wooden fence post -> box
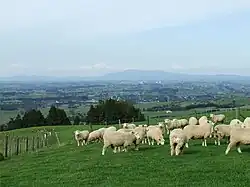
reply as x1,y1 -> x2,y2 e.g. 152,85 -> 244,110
4,135 -> 8,157
236,108 -> 239,119
19,137 -> 22,154
89,123 -> 93,132
32,136 -> 35,151
26,137 -> 29,152
40,136 -> 44,148
37,136 -> 40,149
16,137 -> 19,155
54,132 -> 61,146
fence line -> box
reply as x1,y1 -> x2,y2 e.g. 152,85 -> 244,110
1,130 -> 60,159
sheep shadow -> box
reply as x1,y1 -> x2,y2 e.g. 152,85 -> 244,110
240,147 -> 250,153
183,149 -> 200,155
136,146 -> 159,152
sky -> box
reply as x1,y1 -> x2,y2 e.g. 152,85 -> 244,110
1,0 -> 250,77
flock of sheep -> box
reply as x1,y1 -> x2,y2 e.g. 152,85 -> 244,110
73,113 -> 250,156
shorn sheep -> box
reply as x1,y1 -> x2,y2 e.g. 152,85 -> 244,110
74,130 -> 90,146
101,130 -> 141,155
198,116 -> 208,125
122,123 -> 136,129
225,127 -> 250,155
183,120 -> 214,148
210,114 -> 225,123
169,128 -> 187,156
189,117 -> 198,125
213,124 -> 231,146
146,126 -> 165,146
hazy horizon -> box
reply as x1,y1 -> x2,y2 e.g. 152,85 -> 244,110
1,1 -> 250,77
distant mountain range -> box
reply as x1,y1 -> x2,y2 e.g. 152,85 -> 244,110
0,70 -> 250,82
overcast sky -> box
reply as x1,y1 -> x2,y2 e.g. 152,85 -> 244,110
1,0 -> 250,77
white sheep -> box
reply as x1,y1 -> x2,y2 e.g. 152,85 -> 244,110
158,122 -> 166,135
183,120 -> 214,148
101,130 -> 141,155
96,127 -> 107,139
87,129 -> 103,143
74,130 -> 90,146
225,127 -> 250,155
178,119 -> 188,128
105,126 -> 117,132
169,128 -> 187,156
198,116 -> 208,124
146,126 -> 165,146
117,126 -> 147,151
213,124 -> 231,146
122,123 -> 136,129
210,114 -> 225,123
229,119 -> 243,128
189,117 -> 198,125
243,117 -> 250,128
164,119 -> 172,134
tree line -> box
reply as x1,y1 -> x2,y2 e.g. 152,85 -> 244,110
145,101 -> 240,112
0,99 -> 145,131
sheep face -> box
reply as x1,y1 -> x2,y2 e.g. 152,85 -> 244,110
158,122 -> 164,127
157,138 -> 165,145
131,131 -> 141,140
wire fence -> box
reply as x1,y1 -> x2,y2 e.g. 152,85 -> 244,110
0,129 -> 60,159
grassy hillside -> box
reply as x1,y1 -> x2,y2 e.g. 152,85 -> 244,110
1,109 -> 250,186
1,125 -> 250,186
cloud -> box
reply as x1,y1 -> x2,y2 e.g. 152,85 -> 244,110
46,63 -> 120,76
79,63 -> 114,70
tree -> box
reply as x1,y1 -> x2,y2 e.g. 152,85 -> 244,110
86,98 -> 145,125
46,105 -> 71,126
73,115 -> 81,125
22,109 -> 45,128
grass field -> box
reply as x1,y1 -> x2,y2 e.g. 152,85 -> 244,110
2,124 -> 250,186
1,108 -> 250,186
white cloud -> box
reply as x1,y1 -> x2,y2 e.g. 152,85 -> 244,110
79,63 -> 114,70
46,63 -> 120,76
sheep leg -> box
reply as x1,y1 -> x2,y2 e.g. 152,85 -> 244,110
117,147 -> 121,152
225,142 -> 235,155
204,139 -> 207,147
236,143 -> 242,154
214,139 -> 217,145
101,145 -> 108,155
81,140 -> 84,146
113,147 -> 117,153
218,139 -> 221,146
123,146 -> 128,152
185,142 -> 189,148
175,144 -> 182,156
77,140 -> 80,146
147,137 -> 151,145
170,144 -> 175,156
134,143 -> 139,151
151,140 -> 154,145
202,141 -> 204,146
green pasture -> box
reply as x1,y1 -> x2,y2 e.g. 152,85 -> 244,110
1,124 -> 250,186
